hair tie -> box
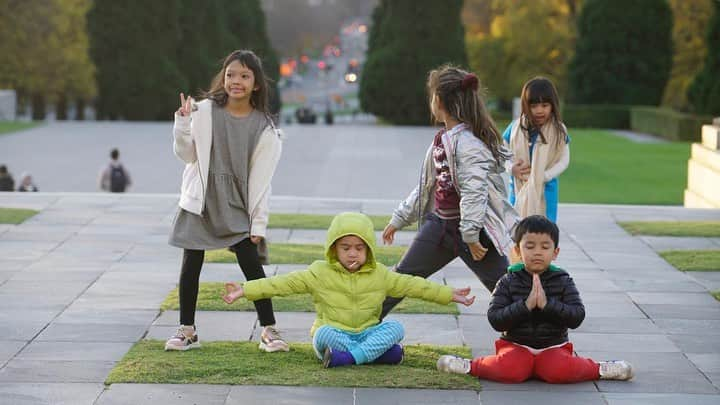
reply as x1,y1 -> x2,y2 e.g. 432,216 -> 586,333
461,73 -> 479,91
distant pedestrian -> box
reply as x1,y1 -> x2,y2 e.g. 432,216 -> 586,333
503,77 -> 570,223
98,148 -> 131,192
166,49 -> 286,353
0,165 -> 15,192
17,172 -> 38,192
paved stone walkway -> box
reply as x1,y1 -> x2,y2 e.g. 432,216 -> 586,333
0,193 -> 719,404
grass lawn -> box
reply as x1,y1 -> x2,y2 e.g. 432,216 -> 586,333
659,250 -> 720,271
106,340 -> 478,389
0,207 -> 38,224
0,121 -> 39,135
618,221 -> 720,237
561,130 -> 690,205
207,243 -> 407,266
269,213 -> 416,231
160,282 -> 459,315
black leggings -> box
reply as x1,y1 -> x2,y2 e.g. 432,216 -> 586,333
380,213 -> 508,319
179,238 -> 276,326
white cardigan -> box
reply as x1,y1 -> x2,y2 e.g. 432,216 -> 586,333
172,99 -> 282,237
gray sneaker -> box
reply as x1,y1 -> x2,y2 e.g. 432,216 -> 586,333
259,325 -> 289,352
599,360 -> 634,380
437,355 -> 471,375
164,325 -> 200,351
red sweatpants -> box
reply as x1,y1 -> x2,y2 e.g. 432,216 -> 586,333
470,339 -> 600,384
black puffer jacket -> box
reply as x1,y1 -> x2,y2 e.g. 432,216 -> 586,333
488,264 -> 584,349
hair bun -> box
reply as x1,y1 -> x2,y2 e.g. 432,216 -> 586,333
461,73 -> 479,91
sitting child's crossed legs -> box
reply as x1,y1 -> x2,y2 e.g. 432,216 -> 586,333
312,320 -> 404,364
470,339 -> 600,383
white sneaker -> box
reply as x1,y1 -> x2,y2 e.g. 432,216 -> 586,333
259,325 -> 289,352
437,355 -> 471,375
164,325 -> 200,351
599,360 -> 634,380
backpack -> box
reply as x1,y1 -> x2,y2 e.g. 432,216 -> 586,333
109,165 -> 127,192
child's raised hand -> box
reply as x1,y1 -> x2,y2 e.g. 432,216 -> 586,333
222,282 -> 245,304
452,286 -> 475,306
177,92 -> 193,117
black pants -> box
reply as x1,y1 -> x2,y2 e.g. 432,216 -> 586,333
179,238 -> 276,326
380,213 -> 508,319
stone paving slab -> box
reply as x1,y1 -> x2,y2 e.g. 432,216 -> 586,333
687,272 -> 720,291
569,333 -> 679,353
15,341 -> 134,362
96,383 -> 231,405
35,323 -> 148,343
0,382 -> 104,405
686,353 -> 720,374
228,386 -> 355,405
479,390 -> 606,405
0,341 -> 25,366
640,236 -> 720,251
667,334 -> 720,353
0,359 -> 116,383
602,393 -> 720,405
355,388 -> 480,404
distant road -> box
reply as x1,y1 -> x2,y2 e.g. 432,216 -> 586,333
0,121 -> 434,200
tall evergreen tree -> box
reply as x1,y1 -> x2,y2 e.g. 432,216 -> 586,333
221,0 -> 281,114
87,0 -> 187,120
360,0 -> 467,125
568,0 -> 673,105
688,1 -> 720,115
177,0 -> 234,97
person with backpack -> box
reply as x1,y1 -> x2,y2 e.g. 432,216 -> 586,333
99,148 -> 131,192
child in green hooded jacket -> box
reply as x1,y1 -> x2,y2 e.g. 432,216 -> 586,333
223,212 -> 475,368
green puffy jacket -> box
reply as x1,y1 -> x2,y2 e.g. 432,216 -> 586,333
243,212 -> 453,335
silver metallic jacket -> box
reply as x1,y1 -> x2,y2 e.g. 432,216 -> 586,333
390,124 -> 520,256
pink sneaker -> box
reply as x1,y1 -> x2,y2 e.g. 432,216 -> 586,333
164,325 -> 200,351
259,325 -> 289,352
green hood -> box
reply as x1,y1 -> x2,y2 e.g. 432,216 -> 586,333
507,263 -> 561,273
325,212 -> 377,270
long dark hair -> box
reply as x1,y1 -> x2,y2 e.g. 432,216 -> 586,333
427,65 -> 502,160
519,76 -> 566,148
202,50 -> 270,112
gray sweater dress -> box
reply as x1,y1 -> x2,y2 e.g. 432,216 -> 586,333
169,104 -> 268,250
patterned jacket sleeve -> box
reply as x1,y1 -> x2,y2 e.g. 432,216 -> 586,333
455,133 -> 492,243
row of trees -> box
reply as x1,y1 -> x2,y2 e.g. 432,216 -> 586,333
361,0 -> 718,125
0,0 -> 96,120
0,0 -> 279,121
360,0 -> 467,125
465,0 -> 718,114
88,0 -> 279,120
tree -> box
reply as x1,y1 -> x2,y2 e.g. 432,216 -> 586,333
222,0 -> 282,114
688,1 -> 720,115
87,0 -> 187,120
568,0 -> 673,105
662,0 -> 713,111
0,0 -> 96,120
465,0 -> 581,106
360,0 -> 467,125
53,0 -> 96,120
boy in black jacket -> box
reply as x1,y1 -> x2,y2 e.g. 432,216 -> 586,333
437,215 -> 633,383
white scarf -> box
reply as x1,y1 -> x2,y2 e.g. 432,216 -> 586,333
510,117 -> 564,218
